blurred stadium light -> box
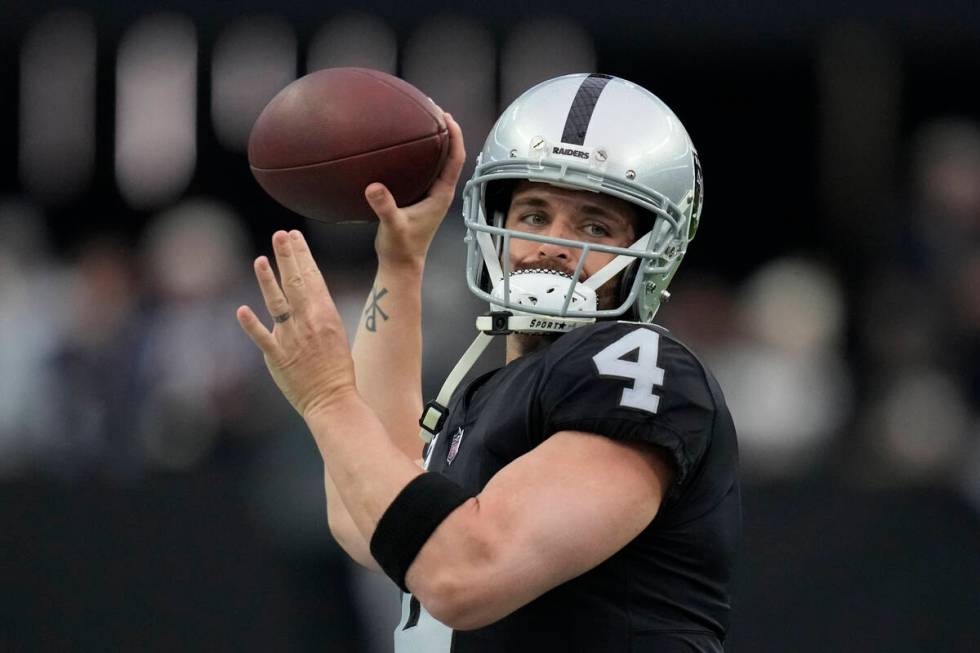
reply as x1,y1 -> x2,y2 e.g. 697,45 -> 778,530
211,15 -> 297,153
19,10 -> 96,205
307,12 -> 397,74
403,15 -> 495,183
500,15 -> 596,107
115,13 -> 197,210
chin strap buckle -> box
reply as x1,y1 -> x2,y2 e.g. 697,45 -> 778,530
478,311 -> 514,335
419,400 -> 448,439
417,331 -> 496,444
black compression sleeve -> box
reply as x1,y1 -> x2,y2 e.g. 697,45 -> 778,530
369,473 -> 473,593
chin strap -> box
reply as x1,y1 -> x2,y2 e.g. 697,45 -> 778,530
419,230 -> 656,444
475,312 -> 593,334
417,311 -> 596,444
581,231 -> 652,291
418,331 -> 494,443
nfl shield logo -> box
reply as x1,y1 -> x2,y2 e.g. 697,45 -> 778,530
446,427 -> 465,466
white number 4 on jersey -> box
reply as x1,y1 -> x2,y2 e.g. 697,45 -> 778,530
591,328 -> 665,414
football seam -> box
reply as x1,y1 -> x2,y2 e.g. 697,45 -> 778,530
355,68 -> 443,132
250,130 -> 448,172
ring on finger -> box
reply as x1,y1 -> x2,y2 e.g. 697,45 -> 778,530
273,311 -> 291,324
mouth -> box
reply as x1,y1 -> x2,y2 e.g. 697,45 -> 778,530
510,267 -> 575,280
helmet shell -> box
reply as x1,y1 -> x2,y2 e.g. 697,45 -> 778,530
463,73 -> 703,325
484,74 -> 698,221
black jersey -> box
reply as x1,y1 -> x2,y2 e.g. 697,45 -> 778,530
396,321 -> 741,652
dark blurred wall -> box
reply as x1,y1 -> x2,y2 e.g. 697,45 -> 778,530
5,481 -> 978,651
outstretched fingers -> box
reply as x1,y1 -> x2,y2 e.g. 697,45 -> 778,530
288,229 -> 327,290
236,304 -> 277,354
254,254 -> 291,320
272,230 -> 309,311
285,229 -> 343,323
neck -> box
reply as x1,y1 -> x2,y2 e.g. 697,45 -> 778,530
505,332 -> 559,363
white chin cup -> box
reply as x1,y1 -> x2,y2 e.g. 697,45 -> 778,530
489,269 -> 598,315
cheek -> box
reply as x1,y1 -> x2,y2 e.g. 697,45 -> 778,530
583,251 -> 617,277
506,238 -> 536,262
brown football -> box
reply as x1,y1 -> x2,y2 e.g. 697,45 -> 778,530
248,67 -> 449,223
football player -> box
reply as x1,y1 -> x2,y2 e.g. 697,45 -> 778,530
237,73 -> 740,652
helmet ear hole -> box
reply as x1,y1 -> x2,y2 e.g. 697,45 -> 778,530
484,180 -> 517,225
476,180 -> 518,294
477,270 -> 492,293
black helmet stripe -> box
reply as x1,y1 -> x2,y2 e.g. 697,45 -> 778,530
560,73 -> 613,146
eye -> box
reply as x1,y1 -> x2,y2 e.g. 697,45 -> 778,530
521,213 -> 548,227
583,222 -> 611,238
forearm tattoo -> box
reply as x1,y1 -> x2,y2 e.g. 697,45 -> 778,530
364,286 -> 390,332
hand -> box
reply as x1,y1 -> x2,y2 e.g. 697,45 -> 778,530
365,112 -> 467,269
236,230 -> 356,417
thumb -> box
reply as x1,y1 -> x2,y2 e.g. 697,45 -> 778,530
365,183 -> 400,224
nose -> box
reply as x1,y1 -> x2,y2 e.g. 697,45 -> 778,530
535,220 -> 574,261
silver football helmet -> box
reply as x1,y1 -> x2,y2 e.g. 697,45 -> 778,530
463,73 -> 703,333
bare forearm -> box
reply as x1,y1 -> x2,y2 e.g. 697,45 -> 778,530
306,390 -> 424,542
306,390 -> 491,622
308,390 -> 527,628
324,465 -> 381,571
351,261 -> 425,460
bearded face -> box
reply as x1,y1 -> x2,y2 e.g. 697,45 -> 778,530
503,181 -> 638,312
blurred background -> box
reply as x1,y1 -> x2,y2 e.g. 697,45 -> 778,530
1,1 -> 978,651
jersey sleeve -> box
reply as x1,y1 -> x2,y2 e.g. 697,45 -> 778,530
536,323 -> 716,487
